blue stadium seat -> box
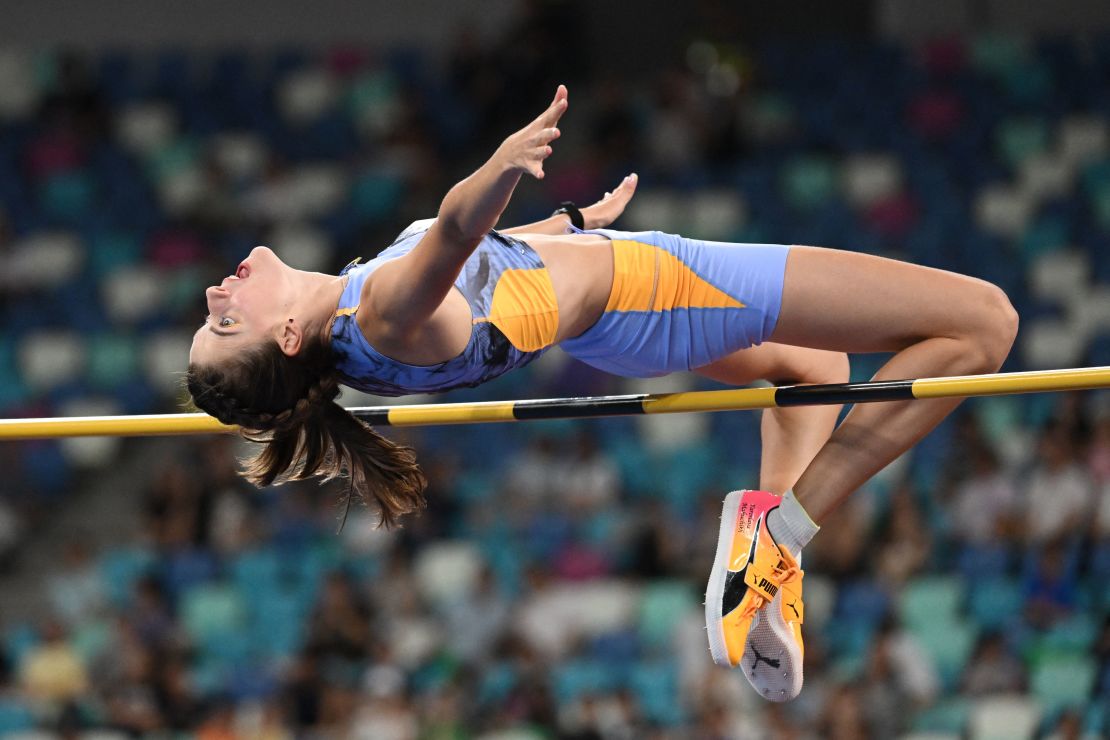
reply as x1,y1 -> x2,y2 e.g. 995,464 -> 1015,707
552,659 -> 622,704
968,576 -> 1024,630
629,660 -> 684,725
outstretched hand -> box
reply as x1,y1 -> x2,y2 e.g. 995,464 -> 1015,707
498,85 -> 568,179
581,173 -> 639,229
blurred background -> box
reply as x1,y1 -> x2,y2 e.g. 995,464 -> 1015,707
1,0 -> 1110,737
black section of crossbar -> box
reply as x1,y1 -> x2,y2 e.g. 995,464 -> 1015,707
351,409 -> 392,426
775,379 -> 916,407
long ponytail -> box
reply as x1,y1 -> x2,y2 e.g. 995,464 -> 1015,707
186,340 -> 426,528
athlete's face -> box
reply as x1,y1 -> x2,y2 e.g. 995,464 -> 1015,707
189,246 -> 296,366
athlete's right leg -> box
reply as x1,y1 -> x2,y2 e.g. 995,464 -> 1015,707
770,246 -> 1019,523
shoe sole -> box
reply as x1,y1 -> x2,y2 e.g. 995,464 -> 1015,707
705,489 -> 744,666
741,596 -> 803,702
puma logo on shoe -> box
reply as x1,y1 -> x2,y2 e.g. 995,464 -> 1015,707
751,646 -> 780,670
787,600 -> 800,619
758,577 -> 779,597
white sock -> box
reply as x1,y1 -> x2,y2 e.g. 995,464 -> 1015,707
766,489 -> 819,558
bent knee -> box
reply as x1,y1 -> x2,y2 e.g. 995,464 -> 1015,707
819,350 -> 851,384
782,348 -> 850,386
966,283 -> 1019,371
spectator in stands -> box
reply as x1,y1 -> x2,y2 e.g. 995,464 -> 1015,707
1022,422 -> 1094,544
1087,411 -> 1110,484
948,443 -> 1020,544
445,565 -> 510,664
1091,615 -> 1110,698
305,571 -> 372,677
144,461 -> 215,551
18,619 -> 88,710
128,575 -> 175,648
875,484 -> 933,585
860,636 -> 908,738
868,615 -> 940,708
1023,541 -> 1079,629
1043,709 -> 1090,740
47,539 -> 106,627
559,431 -> 620,513
960,632 -> 1028,695
0,494 -> 24,569
818,682 -> 869,740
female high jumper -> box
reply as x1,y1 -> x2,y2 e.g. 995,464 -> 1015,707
187,85 -> 1018,701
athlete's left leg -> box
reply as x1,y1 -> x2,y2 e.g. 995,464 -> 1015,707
696,342 -> 846,699
695,342 -> 849,494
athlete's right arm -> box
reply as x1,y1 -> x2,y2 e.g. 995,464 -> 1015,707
363,86 -> 569,337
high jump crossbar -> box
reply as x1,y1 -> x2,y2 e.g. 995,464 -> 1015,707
1,366 -> 1108,441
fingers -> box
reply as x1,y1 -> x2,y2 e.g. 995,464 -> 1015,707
537,84 -> 568,128
603,173 -> 638,201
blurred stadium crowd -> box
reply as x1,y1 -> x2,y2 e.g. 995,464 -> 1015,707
1,3 -> 1110,737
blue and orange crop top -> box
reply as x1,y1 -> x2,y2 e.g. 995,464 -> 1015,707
329,219 -> 560,396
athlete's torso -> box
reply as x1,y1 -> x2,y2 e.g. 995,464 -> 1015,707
329,220 -> 612,396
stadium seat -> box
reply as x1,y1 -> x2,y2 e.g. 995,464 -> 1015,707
967,694 -> 1041,740
0,50 -> 40,119
913,618 -> 978,690
0,705 -> 39,737
18,331 -> 86,392
1030,654 -> 1097,713
629,660 -> 683,725
552,658 -> 621,704
975,184 -> 1035,237
1029,250 -> 1090,304
116,102 -> 178,155
414,541 -> 483,607
638,581 -> 696,651
1058,115 -> 1108,166
181,583 -> 247,645
912,697 -> 971,735
899,576 -> 964,630
968,576 -> 1024,630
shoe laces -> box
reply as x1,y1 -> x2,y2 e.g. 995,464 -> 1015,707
738,547 -> 803,620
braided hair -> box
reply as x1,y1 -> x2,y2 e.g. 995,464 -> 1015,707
186,337 -> 426,529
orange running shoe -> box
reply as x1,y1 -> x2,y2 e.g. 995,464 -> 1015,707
705,489 -> 805,701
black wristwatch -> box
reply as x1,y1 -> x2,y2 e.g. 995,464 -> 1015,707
552,201 -> 585,230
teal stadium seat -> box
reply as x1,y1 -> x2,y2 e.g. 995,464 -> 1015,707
1031,654 -> 1097,713
912,697 -> 971,735
968,577 -> 1023,630
638,581 -> 696,651
781,156 -> 837,211
629,660 -> 683,726
181,583 -> 246,647
0,699 -> 35,735
553,659 -> 622,704
995,117 -> 1049,170
87,334 -> 140,391
99,547 -> 155,607
912,618 -> 978,690
899,576 -> 964,630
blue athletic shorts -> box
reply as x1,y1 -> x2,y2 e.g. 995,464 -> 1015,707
558,228 -> 791,378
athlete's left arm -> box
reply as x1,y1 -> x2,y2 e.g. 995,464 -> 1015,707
500,173 -> 639,235
363,86 -> 568,337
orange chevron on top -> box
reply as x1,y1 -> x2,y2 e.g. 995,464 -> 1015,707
474,267 -> 560,352
605,240 -> 746,313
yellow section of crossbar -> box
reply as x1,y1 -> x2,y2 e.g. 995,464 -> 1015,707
0,366 -> 1107,440
911,366 -> 1110,399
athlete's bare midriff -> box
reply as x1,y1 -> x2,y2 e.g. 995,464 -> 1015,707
516,232 -> 615,342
